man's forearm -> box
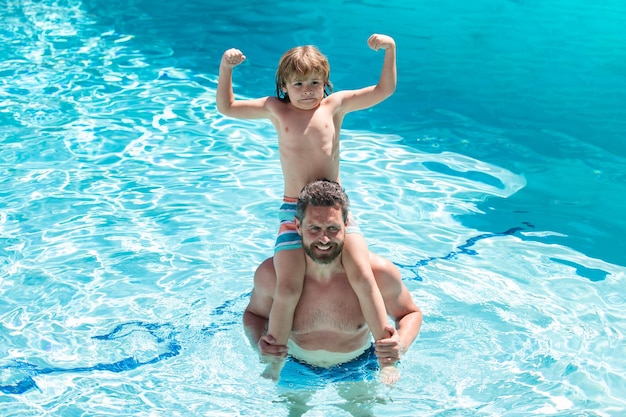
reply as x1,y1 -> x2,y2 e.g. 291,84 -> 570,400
395,309 -> 422,354
243,310 -> 268,351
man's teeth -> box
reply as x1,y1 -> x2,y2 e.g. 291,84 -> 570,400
316,244 -> 330,250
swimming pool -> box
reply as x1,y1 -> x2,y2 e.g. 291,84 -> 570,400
1,0 -> 625,415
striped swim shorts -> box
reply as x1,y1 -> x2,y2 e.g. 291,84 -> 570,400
274,197 -> 361,253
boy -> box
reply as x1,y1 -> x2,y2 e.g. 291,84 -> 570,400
217,34 -> 397,382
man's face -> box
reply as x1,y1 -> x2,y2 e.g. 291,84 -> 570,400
296,204 -> 346,264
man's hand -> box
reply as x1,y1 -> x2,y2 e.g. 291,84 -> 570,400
258,334 -> 288,362
374,324 -> 403,365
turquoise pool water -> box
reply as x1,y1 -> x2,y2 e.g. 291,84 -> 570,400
1,0 -> 625,415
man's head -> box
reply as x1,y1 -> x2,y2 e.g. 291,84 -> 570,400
275,45 -> 333,103
295,179 -> 350,264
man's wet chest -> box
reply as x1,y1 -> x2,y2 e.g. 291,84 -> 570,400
292,278 -> 365,334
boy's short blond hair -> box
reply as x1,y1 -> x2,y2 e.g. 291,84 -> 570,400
275,45 -> 333,102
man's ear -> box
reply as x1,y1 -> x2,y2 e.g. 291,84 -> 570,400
295,217 -> 302,236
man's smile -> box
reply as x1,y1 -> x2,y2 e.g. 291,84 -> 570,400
315,243 -> 331,251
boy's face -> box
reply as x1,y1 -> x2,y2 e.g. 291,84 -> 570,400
282,72 -> 325,109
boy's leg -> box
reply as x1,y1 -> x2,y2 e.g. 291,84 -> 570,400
342,232 -> 390,341
265,195 -> 305,381
269,248 -> 306,345
262,248 -> 305,381
343,231 -> 399,384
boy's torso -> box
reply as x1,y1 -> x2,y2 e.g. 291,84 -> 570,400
268,97 -> 345,197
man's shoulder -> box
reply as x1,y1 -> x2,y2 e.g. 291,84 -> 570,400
368,252 -> 390,268
369,253 -> 400,280
253,257 -> 277,293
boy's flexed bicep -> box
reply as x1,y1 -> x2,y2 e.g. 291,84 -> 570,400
217,95 -> 274,120
332,86 -> 386,115
216,48 -> 275,119
216,64 -> 274,119
334,33 -> 397,115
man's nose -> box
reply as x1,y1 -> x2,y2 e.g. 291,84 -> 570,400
319,234 -> 330,243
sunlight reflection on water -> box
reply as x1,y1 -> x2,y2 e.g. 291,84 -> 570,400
1,0 -> 626,415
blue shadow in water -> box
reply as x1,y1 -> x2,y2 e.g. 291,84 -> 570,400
395,223 -> 608,282
396,226 -> 527,281
0,293 -> 250,395
0,321 -> 181,395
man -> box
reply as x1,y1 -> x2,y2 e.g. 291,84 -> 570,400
243,179 -> 422,386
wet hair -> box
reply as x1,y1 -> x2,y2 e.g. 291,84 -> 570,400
295,178 -> 349,223
275,45 -> 333,102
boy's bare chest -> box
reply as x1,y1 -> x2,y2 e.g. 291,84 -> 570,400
278,107 -> 338,139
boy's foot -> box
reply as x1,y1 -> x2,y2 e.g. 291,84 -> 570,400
379,365 -> 400,385
261,359 -> 286,382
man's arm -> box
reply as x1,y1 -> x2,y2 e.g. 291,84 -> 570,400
243,258 -> 288,358
243,298 -> 269,350
216,48 -> 273,119
370,253 -> 422,364
333,33 -> 397,114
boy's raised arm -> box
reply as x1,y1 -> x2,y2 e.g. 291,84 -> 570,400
216,48 -> 270,119
368,33 -> 397,99
333,33 -> 397,114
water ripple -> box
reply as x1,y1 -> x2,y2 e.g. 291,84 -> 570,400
2,0 -> 626,415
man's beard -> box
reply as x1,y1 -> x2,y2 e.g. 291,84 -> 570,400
303,241 -> 344,264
